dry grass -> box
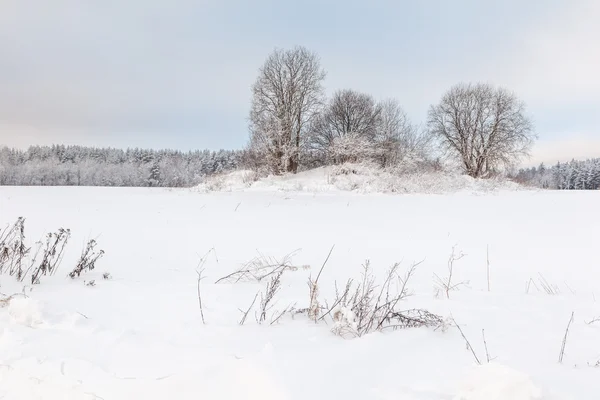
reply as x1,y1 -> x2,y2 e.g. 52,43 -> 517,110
215,250 -> 307,284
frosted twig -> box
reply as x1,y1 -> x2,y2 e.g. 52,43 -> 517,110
239,291 -> 259,326
196,269 -> 206,325
434,245 -> 467,299
195,248 -> 216,325
308,245 -> 335,322
482,329 -> 493,363
558,311 -> 575,363
215,250 -> 300,284
452,316 -> 481,365
270,302 -> 296,325
259,270 -> 284,324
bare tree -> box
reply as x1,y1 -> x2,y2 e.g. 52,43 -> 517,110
427,83 -> 535,178
308,89 -> 381,164
249,46 -> 326,174
374,99 -> 409,167
374,99 -> 432,167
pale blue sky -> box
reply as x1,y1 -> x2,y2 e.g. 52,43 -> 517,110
0,0 -> 599,165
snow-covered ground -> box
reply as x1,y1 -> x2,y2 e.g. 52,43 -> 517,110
195,164 -> 525,194
0,184 -> 598,399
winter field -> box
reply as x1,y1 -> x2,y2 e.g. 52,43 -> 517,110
0,176 -> 599,399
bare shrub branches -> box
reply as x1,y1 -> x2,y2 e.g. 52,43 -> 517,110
233,249 -> 320,326
327,259 -> 442,338
434,246 -> 467,299
231,256 -> 288,327
585,317 -> 600,325
381,309 -> 446,331
270,302 -> 296,326
228,251 -> 441,337
0,218 -> 61,283
69,239 -> 104,279
215,250 -> 304,284
538,274 -> 561,295
30,228 -> 71,284
2,218 -> 103,284
0,217 -> 30,280
526,274 -> 561,295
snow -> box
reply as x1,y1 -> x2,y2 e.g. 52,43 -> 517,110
6,296 -> 44,328
453,363 -> 543,400
0,184 -> 599,399
195,163 -> 525,194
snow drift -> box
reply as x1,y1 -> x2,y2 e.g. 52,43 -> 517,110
195,163 -> 525,194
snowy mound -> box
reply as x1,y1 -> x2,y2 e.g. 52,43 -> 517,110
195,163 -> 525,194
454,363 -> 543,400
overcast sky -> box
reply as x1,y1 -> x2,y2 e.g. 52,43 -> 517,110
0,0 -> 598,166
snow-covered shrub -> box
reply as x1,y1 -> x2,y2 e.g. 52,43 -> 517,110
203,174 -> 226,192
326,162 -> 522,194
241,170 -> 262,185
219,250 -> 444,337
192,160 -> 524,194
197,169 -> 267,192
30,228 -> 71,285
331,306 -> 358,338
325,260 -> 446,338
328,133 -> 378,165
236,262 -> 300,326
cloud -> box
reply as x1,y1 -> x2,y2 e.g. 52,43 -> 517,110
525,134 -> 600,167
499,0 -> 600,105
0,0 -> 597,161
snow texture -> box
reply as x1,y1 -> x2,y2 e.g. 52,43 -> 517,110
0,183 -> 598,399
453,363 -> 543,400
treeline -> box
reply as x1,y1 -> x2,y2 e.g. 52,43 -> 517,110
0,145 -> 242,187
512,158 -> 600,190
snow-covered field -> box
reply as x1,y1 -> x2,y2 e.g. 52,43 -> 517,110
0,184 -> 599,399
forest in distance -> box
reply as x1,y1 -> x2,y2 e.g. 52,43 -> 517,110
0,144 -> 598,190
